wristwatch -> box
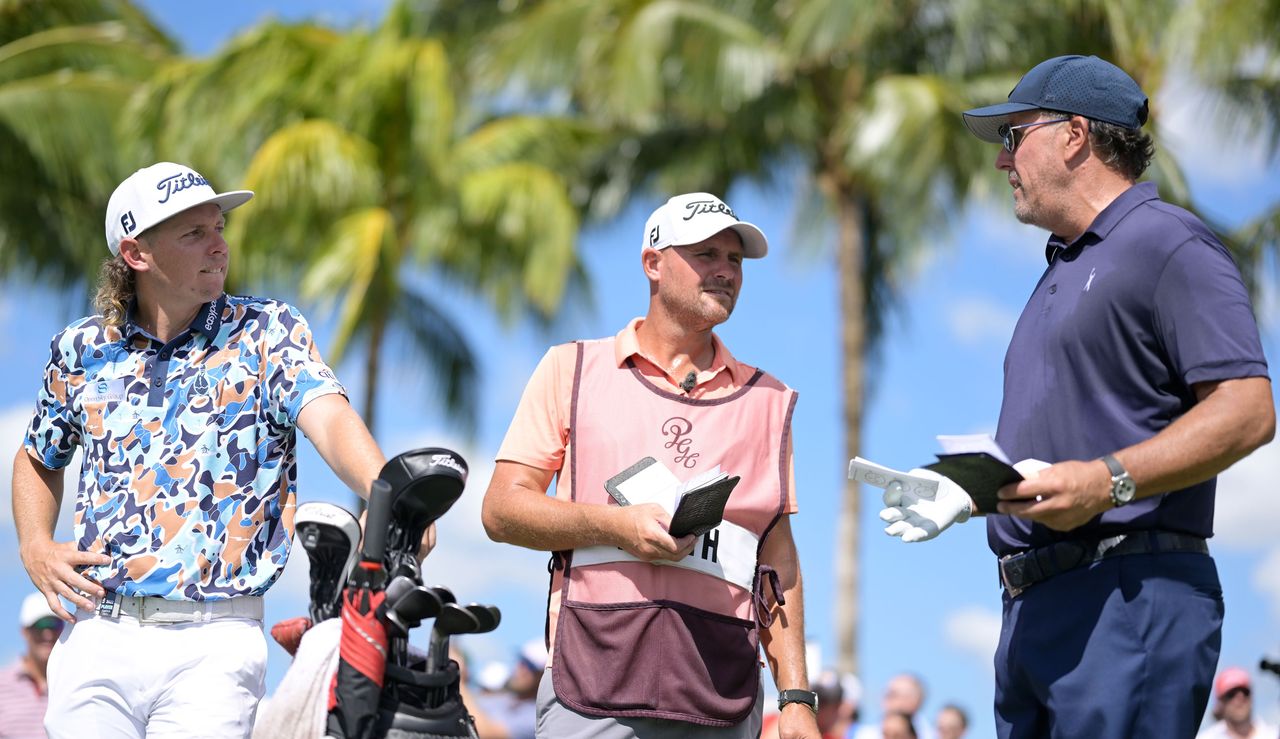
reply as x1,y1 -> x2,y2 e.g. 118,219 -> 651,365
777,689 -> 819,714
1101,454 -> 1136,507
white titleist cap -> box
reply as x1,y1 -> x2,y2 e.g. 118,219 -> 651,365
641,192 -> 768,258
105,162 -> 254,255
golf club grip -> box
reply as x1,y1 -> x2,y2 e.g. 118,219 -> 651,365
362,478 -> 393,563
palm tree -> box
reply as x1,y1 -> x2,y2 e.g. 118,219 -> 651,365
0,0 -> 173,290
478,0 -> 1280,675
125,1 -> 592,451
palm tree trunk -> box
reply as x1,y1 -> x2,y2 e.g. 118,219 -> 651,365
833,187 -> 867,677
356,316 -> 386,513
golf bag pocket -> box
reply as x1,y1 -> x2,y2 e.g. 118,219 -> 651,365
553,599 -> 759,726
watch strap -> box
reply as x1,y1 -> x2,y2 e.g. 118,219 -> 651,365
1100,454 -> 1126,479
778,689 -> 819,713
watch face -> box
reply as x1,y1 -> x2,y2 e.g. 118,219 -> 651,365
1113,477 -> 1137,504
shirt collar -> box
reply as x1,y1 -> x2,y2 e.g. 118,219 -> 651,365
124,293 -> 226,342
614,317 -> 744,383
1044,181 -> 1159,264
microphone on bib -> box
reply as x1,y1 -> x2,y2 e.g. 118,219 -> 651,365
680,371 -> 697,394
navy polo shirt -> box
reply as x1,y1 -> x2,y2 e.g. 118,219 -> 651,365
990,182 -> 1269,554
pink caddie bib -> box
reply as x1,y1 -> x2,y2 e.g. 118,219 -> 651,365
550,338 -> 797,726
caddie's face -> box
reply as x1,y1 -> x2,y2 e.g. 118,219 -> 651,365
132,202 -> 229,306
657,229 -> 744,327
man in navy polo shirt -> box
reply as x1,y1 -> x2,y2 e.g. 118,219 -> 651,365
879,56 -> 1274,737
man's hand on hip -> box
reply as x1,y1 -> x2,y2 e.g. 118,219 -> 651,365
609,503 -> 696,561
879,468 -> 973,543
20,537 -> 111,621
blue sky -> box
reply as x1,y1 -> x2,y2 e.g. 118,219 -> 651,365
3,3 -> 1280,736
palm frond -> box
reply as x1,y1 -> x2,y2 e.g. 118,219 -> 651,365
228,119 -> 384,279
390,287 -> 479,427
299,206 -> 396,363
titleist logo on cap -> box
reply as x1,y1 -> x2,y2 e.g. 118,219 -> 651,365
156,172 -> 211,204
680,199 -> 738,221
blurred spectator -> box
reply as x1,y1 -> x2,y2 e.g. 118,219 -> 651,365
881,711 -> 918,739
0,593 -> 61,738
471,639 -> 546,739
1196,666 -> 1277,738
762,668 -> 846,738
476,660 -> 512,696
935,704 -> 968,739
829,672 -> 863,738
851,673 -> 934,739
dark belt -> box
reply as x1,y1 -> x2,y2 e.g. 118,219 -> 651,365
998,530 -> 1208,598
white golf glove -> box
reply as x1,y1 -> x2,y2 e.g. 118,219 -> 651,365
879,468 -> 973,543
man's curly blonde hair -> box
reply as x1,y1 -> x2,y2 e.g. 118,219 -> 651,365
93,255 -> 135,328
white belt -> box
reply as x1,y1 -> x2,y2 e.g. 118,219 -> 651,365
97,592 -> 264,624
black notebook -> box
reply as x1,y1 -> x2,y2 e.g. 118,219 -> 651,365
668,475 -> 739,538
923,453 -> 1023,514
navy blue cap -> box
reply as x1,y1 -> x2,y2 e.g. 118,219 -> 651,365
963,55 -> 1149,143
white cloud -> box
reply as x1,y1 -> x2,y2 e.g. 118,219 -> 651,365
1251,547 -> 1280,623
945,296 -> 1019,346
966,201 -> 1051,264
1214,440 -> 1280,550
0,404 -> 78,537
1157,68 -> 1273,189
942,605 -> 1002,669
0,406 -> 31,528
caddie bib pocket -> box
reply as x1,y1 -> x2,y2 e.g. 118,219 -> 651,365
553,599 -> 759,726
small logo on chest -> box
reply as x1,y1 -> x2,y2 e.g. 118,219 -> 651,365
192,370 -> 211,397
661,416 -> 700,468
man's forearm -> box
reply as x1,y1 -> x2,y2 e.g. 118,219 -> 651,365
298,395 -> 385,499
1119,376 -> 1274,498
759,518 -> 809,692
483,478 -> 620,552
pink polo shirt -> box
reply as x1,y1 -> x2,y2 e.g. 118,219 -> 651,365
0,659 -> 47,738
496,318 -> 797,512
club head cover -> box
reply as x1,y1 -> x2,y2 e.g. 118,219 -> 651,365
270,616 -> 314,656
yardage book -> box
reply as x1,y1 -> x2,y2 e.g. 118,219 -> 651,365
924,434 -> 1023,513
849,435 -> 1024,514
604,458 -> 737,538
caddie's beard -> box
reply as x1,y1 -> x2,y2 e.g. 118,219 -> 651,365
660,284 -> 735,328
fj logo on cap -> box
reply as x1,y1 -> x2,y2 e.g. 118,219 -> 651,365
649,226 -> 661,246
681,199 -> 736,221
155,171 -> 210,204
120,211 -> 136,234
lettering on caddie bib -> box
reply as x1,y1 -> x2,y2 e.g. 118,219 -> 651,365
571,519 -> 759,592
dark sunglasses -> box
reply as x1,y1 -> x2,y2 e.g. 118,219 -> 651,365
998,118 -> 1071,154
1223,686 -> 1252,700
29,616 -> 64,632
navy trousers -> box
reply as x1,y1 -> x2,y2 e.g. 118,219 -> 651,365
994,551 -> 1223,739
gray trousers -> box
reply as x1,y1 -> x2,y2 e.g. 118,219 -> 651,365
535,667 -> 764,739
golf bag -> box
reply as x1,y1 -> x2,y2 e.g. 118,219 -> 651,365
325,447 -> 499,739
